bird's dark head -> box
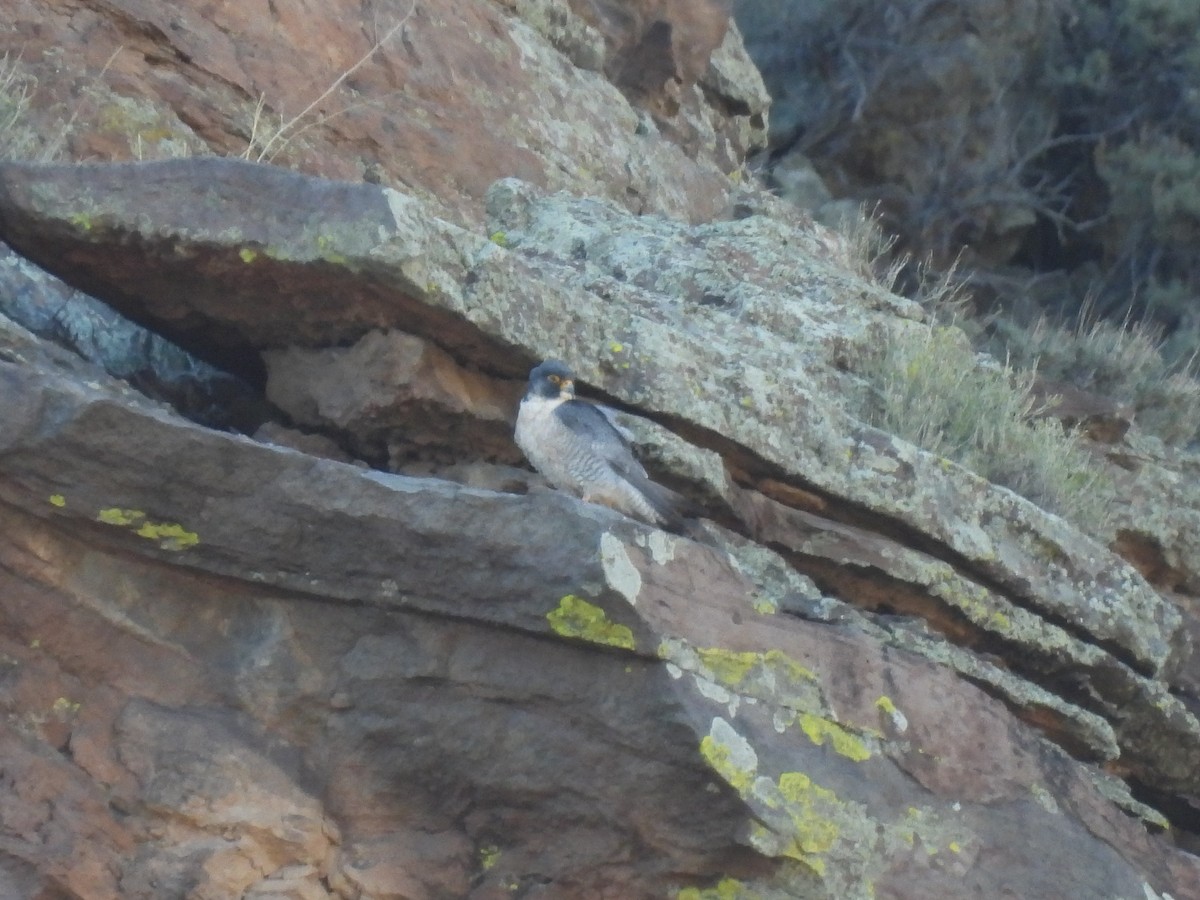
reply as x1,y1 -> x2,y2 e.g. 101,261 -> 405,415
525,359 -> 576,400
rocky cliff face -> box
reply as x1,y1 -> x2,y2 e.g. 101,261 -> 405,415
1,2 -> 1199,899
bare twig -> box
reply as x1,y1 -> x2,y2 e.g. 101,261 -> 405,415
249,1 -> 415,162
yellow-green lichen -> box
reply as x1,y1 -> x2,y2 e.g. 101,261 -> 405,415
675,877 -> 751,900
874,695 -> 909,733
930,569 -> 1014,633
239,247 -> 258,263
697,648 -> 759,685
98,507 -> 144,526
479,845 -> 500,871
96,508 -> 199,551
989,610 -> 1011,630
751,822 -> 828,877
798,713 -> 871,762
776,772 -> 842,857
546,595 -> 635,650
752,596 -> 778,615
135,521 -> 200,550
314,234 -> 348,265
698,718 -> 959,897
48,494 -> 66,508
699,733 -> 756,793
696,647 -> 817,689
68,213 -> 93,231
489,230 -> 508,247
51,697 -> 81,716
765,650 -> 817,683
609,341 -> 624,353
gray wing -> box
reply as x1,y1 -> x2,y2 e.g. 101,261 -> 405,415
555,400 -> 685,525
594,404 -> 638,444
554,400 -> 649,480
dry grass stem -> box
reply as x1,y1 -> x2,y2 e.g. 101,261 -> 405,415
247,1 -> 416,162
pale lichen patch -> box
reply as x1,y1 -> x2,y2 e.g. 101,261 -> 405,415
700,717 -> 758,794
600,532 -> 642,605
642,529 -> 676,565
874,695 -> 908,733
694,676 -> 739,717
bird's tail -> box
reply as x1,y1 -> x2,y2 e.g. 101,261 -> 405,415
629,472 -> 694,531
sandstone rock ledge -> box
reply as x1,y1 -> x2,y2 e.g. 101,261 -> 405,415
1,157 -> 1199,899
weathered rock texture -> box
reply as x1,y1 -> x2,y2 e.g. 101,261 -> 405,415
2,0 -> 765,226
3,153 -> 1200,898
1,2 -> 1199,899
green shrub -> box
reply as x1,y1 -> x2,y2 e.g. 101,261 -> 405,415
858,322 -> 1110,526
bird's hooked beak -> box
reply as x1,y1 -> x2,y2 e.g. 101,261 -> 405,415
545,371 -> 575,400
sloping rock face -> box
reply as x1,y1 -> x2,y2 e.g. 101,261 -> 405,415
1,3 -> 1200,900
4,156 -> 1200,899
2,0 -> 766,226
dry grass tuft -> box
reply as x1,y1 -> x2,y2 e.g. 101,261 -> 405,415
0,52 -> 40,159
990,309 -> 1200,447
857,319 -> 1111,527
243,4 -> 415,163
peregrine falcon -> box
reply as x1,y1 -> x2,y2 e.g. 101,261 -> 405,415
515,360 -> 684,527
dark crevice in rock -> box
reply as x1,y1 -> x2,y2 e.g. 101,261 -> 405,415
793,554 -> 1114,712
764,548 -> 1165,777
1125,779 -> 1200,846
624,407 -> 1163,681
6,208 -> 1166,709
956,673 -> 1108,763
699,82 -> 754,119
1113,529 -> 1192,595
0,241 -> 276,433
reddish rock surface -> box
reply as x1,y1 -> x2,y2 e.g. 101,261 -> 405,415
1,2 -> 1199,899
2,0 -> 763,226
3,317 -> 1199,897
